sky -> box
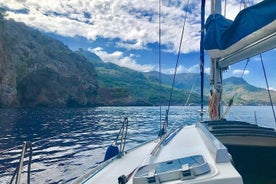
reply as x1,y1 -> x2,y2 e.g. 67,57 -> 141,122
1,0 -> 275,89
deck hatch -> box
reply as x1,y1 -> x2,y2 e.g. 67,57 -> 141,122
133,155 -> 210,184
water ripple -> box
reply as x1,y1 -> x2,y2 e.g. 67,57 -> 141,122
0,106 -> 275,183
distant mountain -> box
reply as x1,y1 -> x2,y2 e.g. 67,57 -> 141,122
1,13 -> 274,108
222,77 -> 276,105
144,71 -> 210,94
80,48 -> 276,106
223,77 -> 248,86
0,15 -> 98,107
143,71 -> 276,106
78,50 -> 205,106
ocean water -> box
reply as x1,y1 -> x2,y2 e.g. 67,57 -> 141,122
0,106 -> 275,184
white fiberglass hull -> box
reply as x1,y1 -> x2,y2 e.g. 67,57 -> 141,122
203,120 -> 276,183
73,123 -> 243,184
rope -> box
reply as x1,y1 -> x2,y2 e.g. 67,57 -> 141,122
260,54 -> 276,124
122,118 -> 128,153
208,89 -> 220,120
158,0 -> 162,133
167,0 -> 190,113
184,77 -> 197,106
220,58 -> 249,119
157,0 -> 190,137
200,0 -> 206,120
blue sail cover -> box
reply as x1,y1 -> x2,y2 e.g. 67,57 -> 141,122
204,0 -> 276,61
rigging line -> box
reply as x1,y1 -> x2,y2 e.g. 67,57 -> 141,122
121,118 -> 128,153
184,77 -> 197,106
231,59 -> 249,99
200,0 -> 205,120
224,0 -> 227,17
241,59 -> 249,78
158,0 -> 162,131
220,58 -> 249,120
260,54 -> 276,124
221,99 -> 243,120
167,0 -> 190,113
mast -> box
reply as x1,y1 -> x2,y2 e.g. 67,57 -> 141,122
200,0 -> 206,120
206,0 -> 276,120
209,0 -> 223,120
211,0 -> 222,14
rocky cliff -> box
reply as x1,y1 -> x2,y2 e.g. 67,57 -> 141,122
0,15 -> 98,107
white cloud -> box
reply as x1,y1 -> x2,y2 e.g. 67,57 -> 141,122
3,0 -> 261,54
116,40 -> 147,50
269,87 -> 276,91
232,69 -> 250,76
162,65 -> 183,74
88,47 -> 155,72
162,64 -> 199,74
2,0 -> 262,58
1,0 -> 206,53
218,0 -> 262,20
204,67 -> 210,75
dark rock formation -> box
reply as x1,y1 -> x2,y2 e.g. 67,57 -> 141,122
0,15 -> 98,107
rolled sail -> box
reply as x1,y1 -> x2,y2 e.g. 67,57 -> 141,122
204,0 -> 276,67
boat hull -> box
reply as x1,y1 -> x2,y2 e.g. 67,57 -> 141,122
228,145 -> 276,184
203,120 -> 276,184
74,124 -> 243,184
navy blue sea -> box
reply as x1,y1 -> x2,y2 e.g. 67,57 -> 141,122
0,106 -> 275,183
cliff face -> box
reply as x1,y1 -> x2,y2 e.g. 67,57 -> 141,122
0,16 -> 98,107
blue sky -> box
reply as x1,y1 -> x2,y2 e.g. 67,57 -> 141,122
1,0 -> 275,89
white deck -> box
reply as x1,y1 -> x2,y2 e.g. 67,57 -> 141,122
73,123 -> 243,184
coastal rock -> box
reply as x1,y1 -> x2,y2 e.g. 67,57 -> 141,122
0,16 -> 98,107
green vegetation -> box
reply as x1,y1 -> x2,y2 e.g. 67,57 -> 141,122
223,77 -> 276,105
0,15 -> 274,107
78,50 -> 205,106
79,49 -> 276,106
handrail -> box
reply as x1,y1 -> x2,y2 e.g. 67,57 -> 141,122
115,117 -> 128,153
9,141 -> 32,184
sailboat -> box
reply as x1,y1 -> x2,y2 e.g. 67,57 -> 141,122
73,0 -> 275,183
202,0 -> 276,183
72,0 -> 243,184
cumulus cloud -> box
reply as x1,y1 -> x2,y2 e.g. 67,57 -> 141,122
232,69 -> 250,76
2,0 -> 260,54
88,47 -> 155,72
162,64 -> 199,74
1,0 -> 261,74
269,87 -> 276,91
0,0 -> 218,54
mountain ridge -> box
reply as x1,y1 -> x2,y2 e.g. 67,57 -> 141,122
79,49 -> 276,106
0,15 -> 275,107
78,50 -> 204,106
